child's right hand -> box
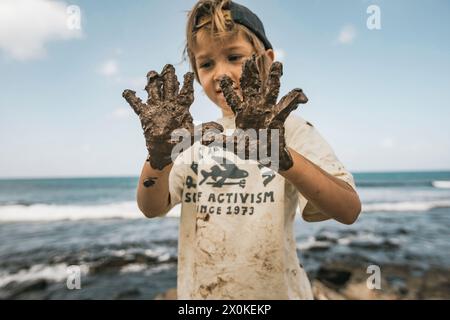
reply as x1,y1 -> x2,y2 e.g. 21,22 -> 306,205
122,64 -> 195,170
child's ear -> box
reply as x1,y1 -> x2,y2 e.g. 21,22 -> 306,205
265,49 -> 275,63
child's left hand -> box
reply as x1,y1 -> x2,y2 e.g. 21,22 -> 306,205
205,55 -> 309,171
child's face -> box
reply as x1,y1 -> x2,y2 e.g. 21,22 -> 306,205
192,29 -> 272,117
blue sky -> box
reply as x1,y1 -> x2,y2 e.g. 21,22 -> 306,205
1,0 -> 449,178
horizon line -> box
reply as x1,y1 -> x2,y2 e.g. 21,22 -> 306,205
1,168 -> 450,181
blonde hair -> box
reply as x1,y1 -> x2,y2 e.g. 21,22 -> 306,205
183,0 -> 272,86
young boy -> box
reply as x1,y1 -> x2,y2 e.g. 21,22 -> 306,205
123,0 -> 361,299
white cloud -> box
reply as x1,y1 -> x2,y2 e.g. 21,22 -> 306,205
337,25 -> 356,45
98,59 -> 119,77
274,48 -> 286,62
0,0 -> 82,61
97,56 -> 147,90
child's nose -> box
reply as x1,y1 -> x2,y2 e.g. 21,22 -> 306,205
213,74 -> 236,91
213,73 -> 233,85
212,64 -> 233,83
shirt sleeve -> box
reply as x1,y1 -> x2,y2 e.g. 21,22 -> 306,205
284,115 -> 356,222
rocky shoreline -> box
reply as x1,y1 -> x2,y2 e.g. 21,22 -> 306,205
1,251 -> 448,300
1,260 -> 448,300
155,261 -> 450,300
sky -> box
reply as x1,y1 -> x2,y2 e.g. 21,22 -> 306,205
0,0 -> 449,178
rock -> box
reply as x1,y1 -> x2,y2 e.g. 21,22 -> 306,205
312,281 -> 346,300
3,279 -> 48,299
154,288 -> 177,300
315,267 -> 352,288
341,281 -> 398,300
115,288 -> 141,299
152,263 -> 450,300
89,257 -> 130,274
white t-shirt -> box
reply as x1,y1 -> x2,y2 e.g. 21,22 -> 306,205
163,114 -> 356,299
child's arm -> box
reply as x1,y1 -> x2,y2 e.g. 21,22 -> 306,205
280,148 -> 361,225
136,160 -> 173,218
216,56 -> 361,224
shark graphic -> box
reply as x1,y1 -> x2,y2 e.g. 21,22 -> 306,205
198,156 -> 249,188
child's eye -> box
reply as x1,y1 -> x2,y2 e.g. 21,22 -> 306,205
229,55 -> 242,62
199,61 -> 212,69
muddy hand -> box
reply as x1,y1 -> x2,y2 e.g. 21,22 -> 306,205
218,54 -> 308,171
122,65 -> 196,170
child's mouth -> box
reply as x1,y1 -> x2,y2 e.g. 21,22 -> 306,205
216,87 -> 240,96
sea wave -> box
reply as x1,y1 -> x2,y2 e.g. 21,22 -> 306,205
0,201 -> 180,222
357,180 -> 450,188
363,200 -> 450,212
0,263 -> 89,288
119,263 -> 173,275
1,198 -> 448,222
432,180 -> 450,189
0,260 -> 174,289
297,232 -> 402,252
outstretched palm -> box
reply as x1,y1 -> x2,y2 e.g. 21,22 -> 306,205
213,54 -> 309,171
123,65 -> 195,170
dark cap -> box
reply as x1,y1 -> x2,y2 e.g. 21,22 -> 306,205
194,1 -> 273,50
229,2 -> 272,50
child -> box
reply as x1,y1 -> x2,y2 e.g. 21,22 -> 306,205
123,0 -> 361,300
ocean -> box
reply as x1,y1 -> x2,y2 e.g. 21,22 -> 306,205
0,171 -> 449,299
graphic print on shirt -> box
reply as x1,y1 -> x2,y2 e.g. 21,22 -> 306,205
198,156 -> 248,188
193,155 -> 276,188
258,164 -> 276,186
183,149 -> 280,217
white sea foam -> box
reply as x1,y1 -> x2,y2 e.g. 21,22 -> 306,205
1,196 -> 448,222
297,232 -> 402,252
432,180 -> 450,189
143,263 -> 174,276
362,200 -> 450,212
0,263 -> 89,288
119,263 -> 148,274
297,236 -> 332,251
119,263 -> 174,275
336,233 -> 395,246
0,201 -> 181,222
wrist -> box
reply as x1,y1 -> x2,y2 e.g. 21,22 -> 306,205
146,153 -> 173,171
